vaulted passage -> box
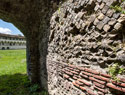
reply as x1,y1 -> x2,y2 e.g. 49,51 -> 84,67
0,0 -> 53,90
0,0 -> 61,91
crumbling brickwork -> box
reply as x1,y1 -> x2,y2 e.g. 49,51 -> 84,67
47,61 -> 125,95
0,0 -> 125,95
48,0 -> 125,95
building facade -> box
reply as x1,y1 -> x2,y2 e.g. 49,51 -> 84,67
0,33 -> 26,50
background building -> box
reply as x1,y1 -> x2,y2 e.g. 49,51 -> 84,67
0,33 -> 26,50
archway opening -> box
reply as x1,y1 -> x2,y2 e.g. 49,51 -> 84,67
0,19 -> 31,95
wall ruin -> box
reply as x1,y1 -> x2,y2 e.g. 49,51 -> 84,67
47,0 -> 125,95
0,0 -> 125,95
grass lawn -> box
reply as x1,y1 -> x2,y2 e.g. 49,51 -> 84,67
0,50 -> 47,95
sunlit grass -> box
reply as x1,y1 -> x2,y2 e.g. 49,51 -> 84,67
0,50 -> 26,75
0,50 -> 48,95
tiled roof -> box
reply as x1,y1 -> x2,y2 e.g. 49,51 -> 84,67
0,33 -> 25,39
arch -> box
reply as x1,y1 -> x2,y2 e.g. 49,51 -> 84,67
0,0 -> 61,91
2,47 -> 5,50
7,47 -> 9,49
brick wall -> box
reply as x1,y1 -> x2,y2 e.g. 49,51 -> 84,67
47,60 -> 125,95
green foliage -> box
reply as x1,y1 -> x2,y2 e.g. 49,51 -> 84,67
29,84 -> 40,93
110,0 -> 125,14
108,63 -> 125,82
111,5 -> 125,14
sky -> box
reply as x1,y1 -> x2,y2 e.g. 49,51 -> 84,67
0,19 -> 23,35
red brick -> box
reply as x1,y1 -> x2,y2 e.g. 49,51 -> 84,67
98,91 -> 104,95
72,81 -> 79,87
89,77 -> 106,85
94,86 -> 108,93
100,73 -> 111,78
67,67 -> 74,70
65,68 -> 71,72
93,82 -> 105,88
64,71 -> 73,76
70,71 -> 79,75
63,74 -> 70,79
75,81 -> 83,86
74,69 -> 80,72
112,80 -> 125,87
79,86 -> 86,91
85,68 -> 100,75
69,65 -> 77,69
92,75 -> 110,82
78,79 -> 91,86
120,78 -> 125,83
80,73 -> 89,79
82,71 -> 92,76
106,83 -> 125,93
87,89 -> 96,95
77,67 -> 85,71
73,76 -> 78,80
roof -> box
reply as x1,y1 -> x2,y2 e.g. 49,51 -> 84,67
0,33 -> 25,39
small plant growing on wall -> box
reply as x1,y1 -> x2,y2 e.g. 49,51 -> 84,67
110,0 -> 125,14
108,63 -> 125,82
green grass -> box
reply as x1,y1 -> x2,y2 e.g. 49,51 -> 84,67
0,50 -> 26,75
0,50 -> 48,95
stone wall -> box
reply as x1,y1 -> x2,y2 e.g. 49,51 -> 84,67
0,0 -> 124,94
47,0 -> 125,95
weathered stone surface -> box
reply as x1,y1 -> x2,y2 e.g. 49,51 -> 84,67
103,24 -> 111,32
94,18 -> 99,25
102,16 -> 110,24
114,23 -> 122,30
108,18 -> 117,25
97,21 -> 105,30
0,0 -> 125,95
106,9 -> 114,17
102,5 -> 109,14
98,13 -> 105,20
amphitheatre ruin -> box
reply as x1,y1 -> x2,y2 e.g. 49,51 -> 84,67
0,0 -> 125,95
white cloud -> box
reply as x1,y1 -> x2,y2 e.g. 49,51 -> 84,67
0,27 -> 12,34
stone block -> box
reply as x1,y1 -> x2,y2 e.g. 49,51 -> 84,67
89,14 -> 96,22
97,0 -> 102,3
94,4 -> 100,11
94,18 -> 99,25
100,3 -> 105,9
118,16 -> 125,23
106,9 -> 114,17
114,23 -> 122,30
103,24 -> 111,32
77,12 -> 84,19
102,5 -> 109,14
98,13 -> 105,20
97,21 -> 105,30
108,18 -> 117,25
113,12 -> 120,19
106,0 -> 113,6
102,16 -> 110,24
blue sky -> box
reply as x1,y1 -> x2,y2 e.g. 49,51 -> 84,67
0,19 -> 23,35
